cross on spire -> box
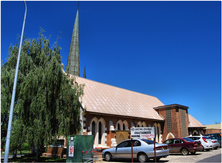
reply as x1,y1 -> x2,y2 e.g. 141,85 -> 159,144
78,1 -> 80,9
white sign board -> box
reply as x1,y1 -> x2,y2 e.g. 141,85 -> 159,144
131,127 -> 155,139
69,146 -> 74,157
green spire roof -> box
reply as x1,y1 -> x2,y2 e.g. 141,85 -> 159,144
66,9 -> 80,76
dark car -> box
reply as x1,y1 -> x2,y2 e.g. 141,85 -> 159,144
204,133 -> 221,148
163,137 -> 202,155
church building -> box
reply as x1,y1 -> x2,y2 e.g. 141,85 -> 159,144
64,8 -> 206,148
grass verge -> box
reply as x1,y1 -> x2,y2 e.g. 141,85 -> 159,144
1,150 -> 31,156
3,155 -> 66,162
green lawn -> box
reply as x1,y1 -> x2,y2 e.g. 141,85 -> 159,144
1,150 -> 31,156
1,150 -> 66,162
4,155 -> 66,162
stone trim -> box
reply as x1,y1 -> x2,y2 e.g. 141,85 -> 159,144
109,121 -> 115,131
166,132 -> 175,140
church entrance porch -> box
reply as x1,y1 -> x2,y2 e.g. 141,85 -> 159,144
115,131 -> 130,145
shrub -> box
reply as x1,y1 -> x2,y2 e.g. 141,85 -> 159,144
22,143 -> 30,151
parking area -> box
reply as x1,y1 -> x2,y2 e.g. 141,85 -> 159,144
100,148 -> 221,163
158,148 -> 221,162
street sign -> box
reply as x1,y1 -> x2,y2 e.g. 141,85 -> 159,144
131,127 -> 155,139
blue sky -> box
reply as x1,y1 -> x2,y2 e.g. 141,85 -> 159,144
1,1 -> 221,125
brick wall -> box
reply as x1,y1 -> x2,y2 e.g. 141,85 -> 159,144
83,113 -> 159,147
155,104 -> 189,142
206,129 -> 222,134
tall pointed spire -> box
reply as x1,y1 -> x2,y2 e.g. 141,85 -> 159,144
83,66 -> 86,78
66,8 -> 80,76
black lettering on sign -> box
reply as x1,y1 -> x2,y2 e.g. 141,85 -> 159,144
131,135 -> 140,137
140,132 -> 151,134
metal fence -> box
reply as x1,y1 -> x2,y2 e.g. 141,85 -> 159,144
82,148 -> 102,163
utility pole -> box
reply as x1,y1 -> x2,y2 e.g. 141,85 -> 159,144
4,1 -> 27,162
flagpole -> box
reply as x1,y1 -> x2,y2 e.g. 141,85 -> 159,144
4,1 -> 27,162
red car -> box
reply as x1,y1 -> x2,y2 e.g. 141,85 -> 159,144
163,137 -> 202,155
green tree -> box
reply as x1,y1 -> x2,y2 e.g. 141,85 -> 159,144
10,119 -> 26,158
1,31 -> 84,160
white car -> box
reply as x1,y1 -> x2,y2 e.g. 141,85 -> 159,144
205,136 -> 220,149
187,136 -> 213,151
102,139 -> 169,162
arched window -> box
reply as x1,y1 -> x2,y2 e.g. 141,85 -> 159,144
123,120 -> 129,130
118,123 -> 120,130
157,126 -> 159,142
99,122 -> 102,144
92,121 -> 96,141
116,120 -> 123,130
166,132 -> 175,140
192,130 -> 198,136
137,121 -> 142,127
142,122 -> 147,127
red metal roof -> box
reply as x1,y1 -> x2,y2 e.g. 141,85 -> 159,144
188,114 -> 205,128
76,76 -> 164,121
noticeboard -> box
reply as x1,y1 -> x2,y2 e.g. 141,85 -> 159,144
131,127 -> 155,139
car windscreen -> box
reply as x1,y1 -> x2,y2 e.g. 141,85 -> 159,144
183,137 -> 194,142
141,139 -> 158,144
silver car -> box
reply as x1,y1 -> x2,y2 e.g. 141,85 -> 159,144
102,139 -> 169,162
206,136 -> 220,149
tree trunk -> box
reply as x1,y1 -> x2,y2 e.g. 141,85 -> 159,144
13,149 -> 17,158
35,145 -> 45,162
31,144 -> 34,155
35,147 -> 41,162
31,143 -> 36,155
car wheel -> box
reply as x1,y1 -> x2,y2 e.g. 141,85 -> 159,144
104,152 -> 112,161
138,153 -> 148,162
191,152 -> 196,155
206,149 -> 210,151
181,148 -> 189,155
201,145 -> 205,151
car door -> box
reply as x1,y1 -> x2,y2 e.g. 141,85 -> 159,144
117,140 -> 142,159
163,139 -> 174,153
114,140 -> 131,158
172,139 -> 183,153
132,140 -> 142,158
